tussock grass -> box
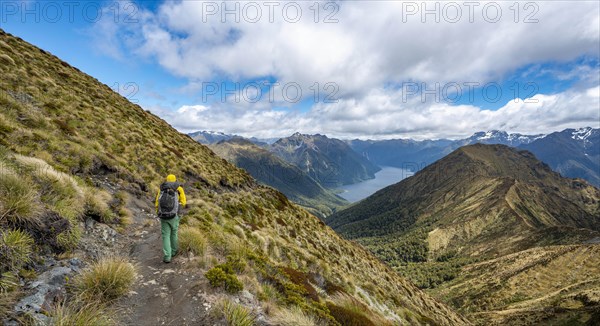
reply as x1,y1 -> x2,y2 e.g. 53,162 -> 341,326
73,256 -> 136,303
269,306 -> 319,326
0,171 -> 41,225
0,53 -> 14,66
50,301 -> 114,326
179,226 -> 207,256
56,224 -> 82,252
0,289 -> 20,318
84,189 -> 115,223
14,154 -> 85,221
220,299 -> 255,326
258,282 -> 279,302
0,271 -> 19,293
0,229 -> 34,272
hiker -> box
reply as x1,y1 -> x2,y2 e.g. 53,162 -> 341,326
155,174 -> 186,263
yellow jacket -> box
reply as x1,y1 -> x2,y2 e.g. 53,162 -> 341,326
155,175 -> 186,211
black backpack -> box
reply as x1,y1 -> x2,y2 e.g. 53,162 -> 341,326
158,182 -> 180,219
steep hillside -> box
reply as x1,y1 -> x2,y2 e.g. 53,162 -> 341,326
0,30 -> 467,325
209,138 -> 348,218
328,144 -> 600,324
520,127 -> 600,187
271,133 -> 381,187
437,244 -> 600,325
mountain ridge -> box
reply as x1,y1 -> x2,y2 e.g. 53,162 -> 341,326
327,143 -> 600,323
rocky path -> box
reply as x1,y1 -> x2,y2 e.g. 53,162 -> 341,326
117,199 -> 221,326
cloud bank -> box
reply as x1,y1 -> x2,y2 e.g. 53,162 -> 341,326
95,1 -> 600,139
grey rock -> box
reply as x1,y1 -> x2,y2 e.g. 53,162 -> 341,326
14,266 -> 74,324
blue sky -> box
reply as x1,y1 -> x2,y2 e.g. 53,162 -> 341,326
2,0 -> 599,139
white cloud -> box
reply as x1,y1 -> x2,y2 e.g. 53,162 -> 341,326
159,86 -> 599,140
95,1 -> 599,97
92,1 -> 600,139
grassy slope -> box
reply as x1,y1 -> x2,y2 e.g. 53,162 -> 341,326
0,29 -> 468,325
328,144 -> 600,324
209,138 -> 348,218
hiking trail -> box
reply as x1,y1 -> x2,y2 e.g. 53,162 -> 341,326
116,196 -> 223,326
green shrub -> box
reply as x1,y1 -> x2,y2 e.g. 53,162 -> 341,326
205,267 -> 244,294
221,299 -> 255,326
0,229 -> 34,272
206,267 -> 227,287
280,267 -> 319,301
0,172 -> 41,225
73,256 -> 137,303
179,226 -> 207,256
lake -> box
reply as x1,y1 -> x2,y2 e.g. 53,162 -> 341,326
337,166 -> 413,202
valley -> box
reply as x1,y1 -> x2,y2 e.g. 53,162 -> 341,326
336,167 -> 412,203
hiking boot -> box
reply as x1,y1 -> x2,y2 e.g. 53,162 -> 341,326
163,256 -> 171,263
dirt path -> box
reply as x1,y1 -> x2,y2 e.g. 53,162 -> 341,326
116,198 -> 220,326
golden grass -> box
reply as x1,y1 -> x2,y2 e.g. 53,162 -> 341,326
84,189 -> 115,223
179,225 -> 207,256
0,170 -> 42,225
72,256 -> 136,303
269,305 -> 319,326
0,289 -> 19,319
220,299 -> 255,326
0,229 -> 34,272
50,301 -> 115,326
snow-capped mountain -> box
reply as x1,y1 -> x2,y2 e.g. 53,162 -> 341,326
459,130 -> 545,147
188,131 -> 277,145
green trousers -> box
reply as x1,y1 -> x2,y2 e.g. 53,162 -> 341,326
160,216 -> 179,261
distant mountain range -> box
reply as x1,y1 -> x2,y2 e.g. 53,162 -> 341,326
209,137 -> 348,218
521,127 -> 600,187
192,131 -> 382,188
328,143 -> 600,324
349,128 -> 600,187
191,127 -> 599,211
188,130 -> 278,146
